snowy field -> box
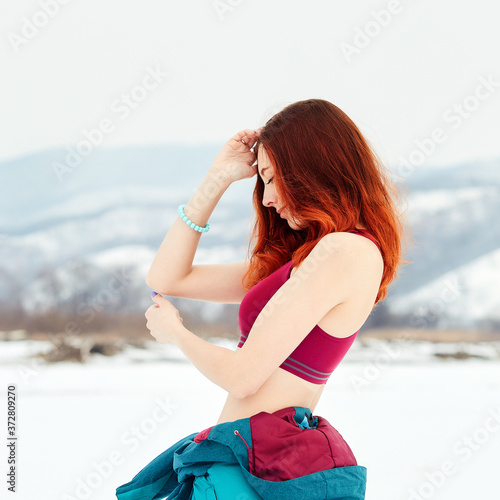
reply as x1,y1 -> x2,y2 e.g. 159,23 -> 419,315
1,338 -> 500,500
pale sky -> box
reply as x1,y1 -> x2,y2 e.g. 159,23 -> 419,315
1,0 -> 499,170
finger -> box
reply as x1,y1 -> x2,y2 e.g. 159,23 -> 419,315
249,136 -> 260,151
247,131 -> 261,150
145,304 -> 158,319
152,293 -> 165,305
231,129 -> 261,148
232,128 -> 260,141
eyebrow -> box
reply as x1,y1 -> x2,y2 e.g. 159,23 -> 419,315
259,166 -> 270,176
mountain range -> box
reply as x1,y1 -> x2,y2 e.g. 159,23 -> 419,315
0,145 -> 498,332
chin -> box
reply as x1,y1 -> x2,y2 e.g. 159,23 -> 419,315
286,218 -> 305,231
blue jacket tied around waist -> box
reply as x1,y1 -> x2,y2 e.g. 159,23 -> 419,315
115,406 -> 367,499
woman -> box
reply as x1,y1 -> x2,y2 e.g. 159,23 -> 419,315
116,99 -> 406,499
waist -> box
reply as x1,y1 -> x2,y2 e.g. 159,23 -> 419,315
217,366 -> 324,424
194,404 -> 360,483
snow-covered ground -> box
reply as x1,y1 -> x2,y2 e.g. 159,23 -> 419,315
1,339 -> 500,500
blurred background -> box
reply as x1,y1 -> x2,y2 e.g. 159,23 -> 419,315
1,1 -> 499,499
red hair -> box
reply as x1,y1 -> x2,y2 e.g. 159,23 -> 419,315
242,99 -> 408,305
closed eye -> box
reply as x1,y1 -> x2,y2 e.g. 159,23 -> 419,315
266,177 -> 273,185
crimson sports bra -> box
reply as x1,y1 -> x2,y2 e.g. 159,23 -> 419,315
237,229 -> 381,384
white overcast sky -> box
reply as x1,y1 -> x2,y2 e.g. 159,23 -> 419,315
1,0 -> 499,169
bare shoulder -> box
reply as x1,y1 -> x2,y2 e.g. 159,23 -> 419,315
312,231 -> 383,264
279,231 -> 384,335
292,231 -> 384,297
288,231 -> 384,327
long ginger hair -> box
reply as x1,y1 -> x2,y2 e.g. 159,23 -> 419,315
242,99 -> 408,305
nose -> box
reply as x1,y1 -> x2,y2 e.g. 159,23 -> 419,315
262,184 -> 278,208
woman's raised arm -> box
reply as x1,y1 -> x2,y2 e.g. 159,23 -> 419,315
146,129 -> 260,300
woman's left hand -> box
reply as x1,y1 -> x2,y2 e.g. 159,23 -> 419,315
145,292 -> 184,344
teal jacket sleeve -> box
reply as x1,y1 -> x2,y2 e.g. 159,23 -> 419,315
115,432 -> 198,500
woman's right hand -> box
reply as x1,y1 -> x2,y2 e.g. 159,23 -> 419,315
209,128 -> 262,183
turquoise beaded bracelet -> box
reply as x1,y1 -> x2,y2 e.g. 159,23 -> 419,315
177,204 -> 210,233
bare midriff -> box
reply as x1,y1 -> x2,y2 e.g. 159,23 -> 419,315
216,364 -> 325,424
216,261 -> 361,425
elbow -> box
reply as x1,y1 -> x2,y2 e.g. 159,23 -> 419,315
145,273 -> 157,290
146,274 -> 168,294
229,383 -> 257,400
146,269 -> 190,296
228,363 -> 261,399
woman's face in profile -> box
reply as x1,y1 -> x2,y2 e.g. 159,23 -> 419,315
257,145 -> 304,231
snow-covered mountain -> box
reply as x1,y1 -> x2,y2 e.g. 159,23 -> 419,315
0,145 -> 499,330
389,159 -> 500,328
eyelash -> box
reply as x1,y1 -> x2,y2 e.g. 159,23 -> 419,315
266,177 -> 273,185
